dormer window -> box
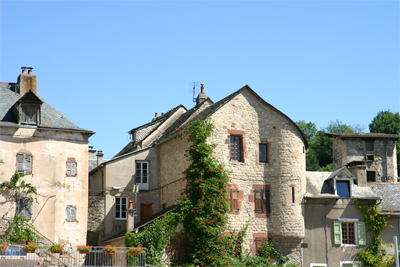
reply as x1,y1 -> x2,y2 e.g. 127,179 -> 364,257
21,103 -> 40,125
336,181 -> 350,197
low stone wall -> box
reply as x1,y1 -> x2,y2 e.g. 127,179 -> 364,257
88,196 -> 105,233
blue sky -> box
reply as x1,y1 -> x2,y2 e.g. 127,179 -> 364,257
1,1 -> 399,158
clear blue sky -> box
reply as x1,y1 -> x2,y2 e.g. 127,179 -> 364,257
1,1 -> 399,159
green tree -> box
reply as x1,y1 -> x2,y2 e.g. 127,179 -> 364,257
295,120 -> 317,144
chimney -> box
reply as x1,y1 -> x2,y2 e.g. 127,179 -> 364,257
126,200 -> 135,232
196,83 -> 208,106
162,112 -> 164,116
17,67 -> 37,95
97,151 -> 104,166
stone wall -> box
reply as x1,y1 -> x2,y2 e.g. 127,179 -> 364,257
159,89 -> 306,262
87,196 -> 105,232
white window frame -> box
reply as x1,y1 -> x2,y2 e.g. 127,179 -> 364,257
115,197 -> 127,220
340,261 -> 361,267
135,161 -> 149,190
334,178 -> 355,197
310,264 -> 328,267
66,160 -> 77,177
338,218 -> 359,247
16,153 -> 32,174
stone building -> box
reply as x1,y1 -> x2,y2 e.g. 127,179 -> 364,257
0,68 -> 94,246
326,133 -> 399,183
155,84 -> 308,262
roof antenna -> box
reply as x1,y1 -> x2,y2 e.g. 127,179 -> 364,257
192,82 -> 196,103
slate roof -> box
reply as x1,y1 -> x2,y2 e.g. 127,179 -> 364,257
154,85 -> 309,148
368,184 -> 400,214
325,132 -> 400,139
305,168 -> 380,199
0,82 -> 94,135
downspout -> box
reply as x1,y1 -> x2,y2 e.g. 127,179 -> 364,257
384,138 -> 389,182
99,165 -> 104,197
324,202 -> 329,265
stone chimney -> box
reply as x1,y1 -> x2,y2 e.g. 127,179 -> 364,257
17,67 -> 37,95
97,151 -> 104,166
196,83 -> 208,106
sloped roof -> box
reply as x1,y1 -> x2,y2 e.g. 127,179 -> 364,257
154,85 -> 309,148
0,82 -> 94,135
326,132 -> 400,139
368,184 -> 400,213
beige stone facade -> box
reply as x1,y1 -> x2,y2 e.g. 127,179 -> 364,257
159,87 -> 307,262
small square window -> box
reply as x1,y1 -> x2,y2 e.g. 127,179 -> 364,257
367,171 -> 376,182
365,140 -> 374,152
366,155 -> 374,161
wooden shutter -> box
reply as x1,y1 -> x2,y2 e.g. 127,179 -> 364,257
333,221 -> 342,245
24,154 -> 32,174
141,204 -> 153,220
255,238 -> 262,253
357,221 -> 366,245
17,154 -> 25,173
67,161 -> 72,176
66,206 -> 77,222
255,190 -> 262,213
16,198 -> 31,219
264,190 -> 271,213
71,161 -> 76,176
231,189 -> 239,211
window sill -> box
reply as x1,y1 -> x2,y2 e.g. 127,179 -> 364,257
115,218 -> 127,221
254,212 -> 271,219
341,244 -> 358,247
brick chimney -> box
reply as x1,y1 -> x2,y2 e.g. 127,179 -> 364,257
196,83 -> 208,106
97,151 -> 104,166
17,67 -> 37,95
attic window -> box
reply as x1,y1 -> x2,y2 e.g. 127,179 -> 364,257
21,103 -> 39,125
336,181 -> 350,197
365,140 -> 374,152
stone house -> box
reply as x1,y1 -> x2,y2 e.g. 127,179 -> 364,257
326,133 -> 399,183
88,84 -> 308,263
0,68 -> 94,246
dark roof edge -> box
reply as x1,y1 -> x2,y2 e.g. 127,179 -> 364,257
1,124 -> 95,137
325,133 -> 400,139
304,196 -> 381,200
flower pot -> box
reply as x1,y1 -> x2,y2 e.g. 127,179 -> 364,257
129,251 -> 141,255
24,249 -> 35,253
51,250 -> 62,254
79,250 -> 90,254
105,251 -> 115,255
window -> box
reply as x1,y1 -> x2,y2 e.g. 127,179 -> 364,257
66,160 -> 77,177
21,104 -> 39,125
115,197 -> 127,220
66,205 -> 76,222
230,135 -> 243,161
229,189 -> 239,212
136,161 -> 149,190
366,154 -> 374,161
141,203 -> 153,220
333,220 -> 366,246
16,198 -> 31,219
340,262 -> 361,267
336,180 -> 350,197
254,189 -> 271,214
16,153 -> 32,174
367,171 -> 376,182
259,144 -> 268,163
365,140 -> 374,152
291,187 -> 295,203
310,264 -> 328,267
255,237 -> 268,253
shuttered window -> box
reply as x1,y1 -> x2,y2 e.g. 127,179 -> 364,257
230,189 -> 239,211
254,189 -> 271,214
66,161 -> 77,177
230,135 -> 243,161
66,205 -> 77,222
16,153 -> 32,174
334,220 -> 366,246
141,203 -> 153,220
255,237 -> 268,253
15,198 -> 31,219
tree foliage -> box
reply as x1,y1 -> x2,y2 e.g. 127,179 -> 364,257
369,110 -> 400,134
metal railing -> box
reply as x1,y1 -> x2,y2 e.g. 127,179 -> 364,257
0,245 -> 147,267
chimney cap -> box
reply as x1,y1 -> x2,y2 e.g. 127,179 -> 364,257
21,67 -> 33,70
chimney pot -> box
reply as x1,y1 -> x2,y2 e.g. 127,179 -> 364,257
128,200 -> 133,210
28,70 -> 32,74
201,83 -> 205,94
155,112 -> 158,118
162,112 -> 164,116
22,69 -> 27,74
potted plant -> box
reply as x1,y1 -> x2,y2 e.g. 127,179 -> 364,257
126,246 -> 143,255
77,245 -> 92,254
102,245 -> 116,255
0,244 -> 7,253
22,242 -> 39,253
48,244 -> 64,254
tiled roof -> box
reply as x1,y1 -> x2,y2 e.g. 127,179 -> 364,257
325,132 -> 400,139
0,82 -> 93,134
368,184 -> 400,212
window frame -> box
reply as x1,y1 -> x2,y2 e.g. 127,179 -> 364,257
230,135 -> 243,162
16,153 -> 32,175
340,261 -> 361,267
15,198 -> 32,219
20,103 -> 40,126
66,160 -> 77,177
334,178 -> 354,197
367,171 -> 376,182
365,140 -> 374,152
135,161 -> 149,190
335,218 -> 366,247
256,140 -> 269,164
254,189 -> 271,214
115,197 -> 127,220
229,189 -> 239,212
66,205 -> 77,222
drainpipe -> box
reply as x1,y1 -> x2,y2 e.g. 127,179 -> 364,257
32,195 -> 56,223
384,138 -> 389,182
324,202 -> 329,265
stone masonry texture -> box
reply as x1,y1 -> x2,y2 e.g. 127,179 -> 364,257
159,89 -> 306,262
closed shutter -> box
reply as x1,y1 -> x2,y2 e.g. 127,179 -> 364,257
357,221 -> 366,245
17,154 -> 25,173
16,198 -> 31,219
255,190 -> 262,213
231,189 -> 239,211
333,221 -> 342,245
264,190 -> 271,213
71,161 -> 76,176
66,206 -> 77,222
67,161 -> 72,176
24,154 -> 32,174
141,204 -> 153,220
